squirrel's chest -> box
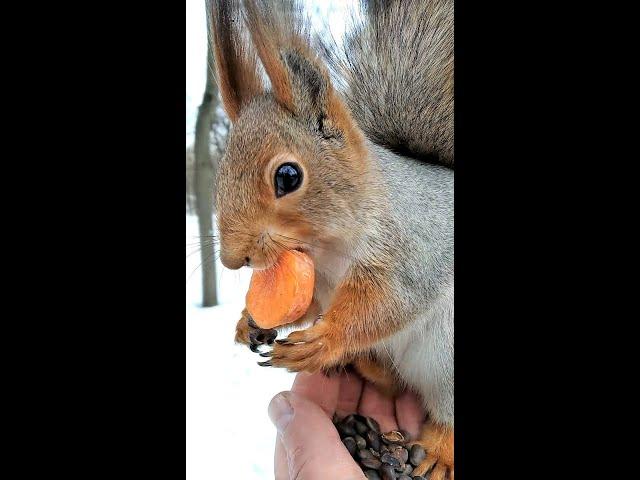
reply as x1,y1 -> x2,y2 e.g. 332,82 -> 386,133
311,251 -> 351,312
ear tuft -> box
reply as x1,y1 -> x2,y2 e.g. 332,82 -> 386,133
242,1 -> 331,116
243,0 -> 296,112
235,0 -> 361,148
208,0 -> 263,122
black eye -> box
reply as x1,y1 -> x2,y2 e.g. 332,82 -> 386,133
274,163 -> 303,198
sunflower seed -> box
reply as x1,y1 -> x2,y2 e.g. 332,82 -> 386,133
381,431 -> 406,444
355,420 -> 370,436
365,416 -> 381,433
364,470 -> 382,480
380,464 -> 397,480
366,430 -> 381,451
381,453 -> 401,469
362,457 -> 383,469
342,437 -> 357,456
409,444 -> 426,467
354,434 -> 367,450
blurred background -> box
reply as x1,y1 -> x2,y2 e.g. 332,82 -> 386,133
186,1 -> 353,478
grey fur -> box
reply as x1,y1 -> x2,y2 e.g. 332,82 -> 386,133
322,0 -> 454,166
369,142 -> 454,426
321,3 -> 455,423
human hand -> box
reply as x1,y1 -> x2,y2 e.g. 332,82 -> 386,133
268,370 -> 426,480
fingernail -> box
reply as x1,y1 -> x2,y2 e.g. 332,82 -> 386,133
268,392 -> 293,433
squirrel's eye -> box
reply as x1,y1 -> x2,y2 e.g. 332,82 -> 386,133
274,163 -> 303,198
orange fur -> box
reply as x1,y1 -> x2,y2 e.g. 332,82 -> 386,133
326,88 -> 367,160
352,356 -> 399,397
268,266 -> 405,372
234,308 -> 253,345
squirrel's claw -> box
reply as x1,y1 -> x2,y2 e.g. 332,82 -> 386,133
246,321 -> 277,355
236,312 -> 278,352
264,323 -> 344,373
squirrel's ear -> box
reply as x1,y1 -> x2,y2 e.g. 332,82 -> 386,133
242,0 -> 296,112
208,0 -> 263,122
281,49 -> 332,126
243,0 -> 348,137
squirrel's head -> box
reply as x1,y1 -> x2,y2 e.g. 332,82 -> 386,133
211,0 -> 367,270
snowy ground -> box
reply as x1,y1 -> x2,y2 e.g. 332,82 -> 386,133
186,215 -> 295,479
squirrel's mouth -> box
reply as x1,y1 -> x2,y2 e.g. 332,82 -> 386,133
251,247 -> 308,272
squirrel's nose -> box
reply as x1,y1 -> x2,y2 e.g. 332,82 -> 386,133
220,252 -> 248,270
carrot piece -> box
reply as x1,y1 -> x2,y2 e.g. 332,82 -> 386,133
246,250 -> 315,329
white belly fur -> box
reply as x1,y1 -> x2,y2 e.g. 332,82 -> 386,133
374,283 -> 454,426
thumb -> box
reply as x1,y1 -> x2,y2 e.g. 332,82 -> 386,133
269,391 -> 365,480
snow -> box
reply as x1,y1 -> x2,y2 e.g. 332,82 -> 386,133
186,215 -> 295,479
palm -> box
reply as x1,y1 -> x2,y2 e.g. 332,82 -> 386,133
274,370 -> 426,479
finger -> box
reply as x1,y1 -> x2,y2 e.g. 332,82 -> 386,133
394,388 -> 426,441
335,370 -> 364,418
269,392 -> 365,480
274,435 -> 288,480
291,371 -> 340,416
358,381 -> 398,433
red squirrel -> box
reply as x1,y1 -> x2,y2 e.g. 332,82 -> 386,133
210,1 -> 454,477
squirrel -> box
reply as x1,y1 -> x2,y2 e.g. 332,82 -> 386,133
209,0 -> 453,477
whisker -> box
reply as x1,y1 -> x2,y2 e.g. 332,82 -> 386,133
264,241 -> 279,270
186,249 -> 218,283
186,249 -> 203,259
186,240 -> 216,250
186,241 -> 218,259
186,239 -> 218,246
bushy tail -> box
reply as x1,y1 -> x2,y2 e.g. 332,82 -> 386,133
322,0 -> 454,167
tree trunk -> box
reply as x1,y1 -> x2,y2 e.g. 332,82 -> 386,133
186,168 -> 193,214
194,44 -> 218,307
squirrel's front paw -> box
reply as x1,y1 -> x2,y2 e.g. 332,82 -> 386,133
235,314 -> 277,352
257,321 -> 344,373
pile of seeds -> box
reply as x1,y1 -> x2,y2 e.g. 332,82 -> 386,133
333,413 -> 429,480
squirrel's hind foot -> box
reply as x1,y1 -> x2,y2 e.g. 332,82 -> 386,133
410,420 -> 454,480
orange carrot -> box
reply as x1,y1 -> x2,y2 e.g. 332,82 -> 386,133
246,250 -> 315,329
